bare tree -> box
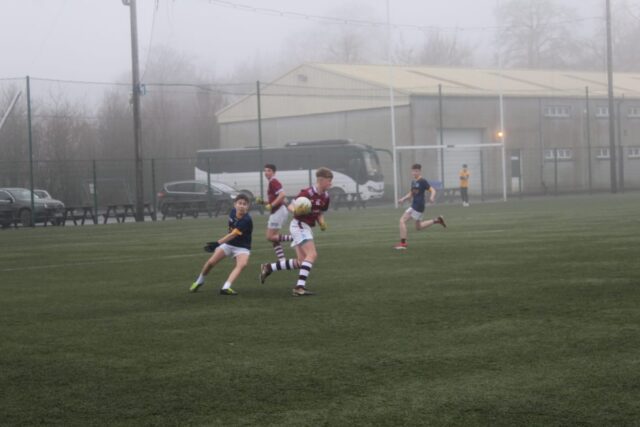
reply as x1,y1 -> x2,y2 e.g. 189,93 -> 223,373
495,0 -> 584,69
282,3 -> 385,66
396,31 -> 475,66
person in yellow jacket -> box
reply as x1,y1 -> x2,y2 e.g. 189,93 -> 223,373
459,164 -> 470,207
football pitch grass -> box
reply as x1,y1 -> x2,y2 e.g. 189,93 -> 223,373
1,193 -> 639,426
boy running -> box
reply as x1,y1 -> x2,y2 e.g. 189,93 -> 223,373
395,163 -> 446,250
259,167 -> 333,296
190,193 -> 253,296
257,164 -> 293,261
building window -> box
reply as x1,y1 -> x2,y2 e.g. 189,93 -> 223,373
628,107 -> 640,118
543,105 -> 571,118
545,148 -> 573,160
629,147 -> 640,159
595,106 -> 609,118
596,147 -> 610,159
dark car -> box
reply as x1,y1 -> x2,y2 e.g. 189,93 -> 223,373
157,180 -> 240,217
0,188 -> 65,227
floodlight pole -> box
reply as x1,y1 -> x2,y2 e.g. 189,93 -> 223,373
26,76 -> 35,226
257,81 -> 264,200
605,0 -> 618,193
386,0 -> 399,208
123,0 -> 145,221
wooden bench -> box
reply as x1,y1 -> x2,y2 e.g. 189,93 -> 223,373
103,204 -> 155,223
160,200 -> 228,220
437,188 -> 461,204
63,206 -> 96,226
332,192 -> 366,210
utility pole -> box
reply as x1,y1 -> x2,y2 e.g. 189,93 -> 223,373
123,0 -> 145,221
605,0 -> 618,193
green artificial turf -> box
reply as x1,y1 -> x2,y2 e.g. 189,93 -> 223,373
1,194 -> 639,426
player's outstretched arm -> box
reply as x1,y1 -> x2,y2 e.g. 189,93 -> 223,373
428,187 -> 436,203
398,191 -> 412,204
218,229 -> 242,245
317,214 -> 327,231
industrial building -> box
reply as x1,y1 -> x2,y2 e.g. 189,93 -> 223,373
217,64 -> 640,198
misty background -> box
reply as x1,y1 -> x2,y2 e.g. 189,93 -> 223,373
1,0 -> 640,203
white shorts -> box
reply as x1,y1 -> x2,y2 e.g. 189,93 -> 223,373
289,220 -> 314,247
405,207 -> 424,221
267,205 -> 289,229
220,243 -> 251,258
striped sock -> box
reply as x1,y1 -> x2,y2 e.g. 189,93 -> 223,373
279,234 -> 293,242
272,242 -> 285,261
296,261 -> 313,288
270,259 -> 300,271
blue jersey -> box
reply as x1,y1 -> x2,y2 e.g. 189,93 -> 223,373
410,178 -> 431,213
227,208 -> 253,249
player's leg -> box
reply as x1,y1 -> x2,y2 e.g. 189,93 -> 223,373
267,207 -> 292,261
395,210 -> 412,249
417,216 -> 447,230
220,252 -> 249,296
293,240 -> 316,296
191,247 -> 226,292
260,219 -> 300,283
266,227 -> 286,261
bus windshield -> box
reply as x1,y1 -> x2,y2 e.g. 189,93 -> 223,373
362,150 -> 381,177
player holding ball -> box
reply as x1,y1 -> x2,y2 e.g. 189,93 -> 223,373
260,167 -> 333,296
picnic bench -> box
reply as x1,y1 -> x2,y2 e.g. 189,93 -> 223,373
332,192 -> 366,210
103,203 -> 155,223
160,200 -> 229,220
63,206 -> 97,226
437,188 -> 460,204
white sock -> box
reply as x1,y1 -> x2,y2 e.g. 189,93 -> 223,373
222,281 -> 232,290
196,274 -> 205,285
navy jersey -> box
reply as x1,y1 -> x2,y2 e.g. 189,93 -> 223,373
293,186 -> 330,227
410,178 -> 431,213
227,208 -> 253,249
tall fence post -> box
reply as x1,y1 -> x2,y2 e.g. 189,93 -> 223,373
585,87 -> 593,193
553,148 -> 558,196
206,157 -> 212,218
479,149 -> 485,201
26,76 -> 35,226
92,159 -> 98,224
151,158 -> 157,220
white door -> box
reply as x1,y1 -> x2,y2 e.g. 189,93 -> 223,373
438,129 -> 483,192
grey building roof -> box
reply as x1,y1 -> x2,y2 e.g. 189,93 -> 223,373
218,63 -> 640,124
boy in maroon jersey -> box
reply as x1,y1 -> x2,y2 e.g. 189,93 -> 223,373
260,167 -> 333,296
257,164 -> 293,261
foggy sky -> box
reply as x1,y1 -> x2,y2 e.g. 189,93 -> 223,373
2,0 -> 602,83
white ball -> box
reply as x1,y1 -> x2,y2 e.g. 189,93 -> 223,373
294,196 -> 312,214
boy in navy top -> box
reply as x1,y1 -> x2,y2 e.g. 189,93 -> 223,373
190,193 -> 253,295
260,167 -> 333,296
395,164 -> 446,250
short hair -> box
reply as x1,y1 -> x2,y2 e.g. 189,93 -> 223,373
234,193 -> 250,203
411,163 -> 422,170
316,167 -> 334,179
264,164 -> 276,172
462,164 -> 468,168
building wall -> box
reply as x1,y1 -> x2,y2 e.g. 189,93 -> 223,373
219,94 -> 640,198
411,95 -> 640,195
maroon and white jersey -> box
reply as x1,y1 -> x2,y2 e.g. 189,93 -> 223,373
267,177 -> 284,214
293,186 -> 330,227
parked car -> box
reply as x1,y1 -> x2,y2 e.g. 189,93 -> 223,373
33,189 -> 53,200
0,188 -> 65,226
157,180 -> 240,217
